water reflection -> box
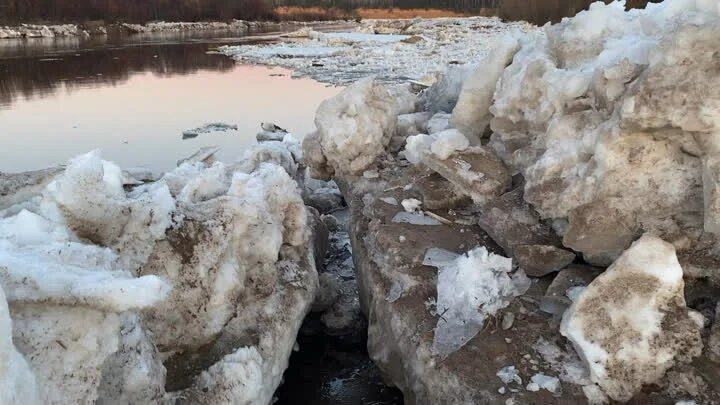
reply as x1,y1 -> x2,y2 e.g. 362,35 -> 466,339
0,34 -> 342,172
0,41 -> 241,109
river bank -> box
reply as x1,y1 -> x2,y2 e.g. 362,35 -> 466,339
0,19 -> 351,39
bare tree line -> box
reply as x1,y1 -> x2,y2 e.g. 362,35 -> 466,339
0,0 -> 660,25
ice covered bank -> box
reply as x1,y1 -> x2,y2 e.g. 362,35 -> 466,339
300,0 -> 720,403
0,24 -> 90,39
0,138 -> 324,403
219,17 -> 535,85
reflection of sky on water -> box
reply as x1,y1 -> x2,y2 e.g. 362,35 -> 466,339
0,38 -> 342,173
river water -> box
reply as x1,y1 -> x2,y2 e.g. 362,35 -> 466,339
0,29 -> 342,173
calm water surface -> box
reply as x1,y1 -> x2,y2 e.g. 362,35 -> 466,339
0,30 -> 342,172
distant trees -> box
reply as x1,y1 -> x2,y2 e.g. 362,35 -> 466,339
0,0 -> 275,24
0,0 -> 662,24
498,0 -> 661,25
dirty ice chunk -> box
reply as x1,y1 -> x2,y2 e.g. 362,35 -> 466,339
430,129 -> 470,160
0,285 -> 40,405
560,234 -> 703,401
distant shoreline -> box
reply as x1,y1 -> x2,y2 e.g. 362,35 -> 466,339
0,19 -> 351,40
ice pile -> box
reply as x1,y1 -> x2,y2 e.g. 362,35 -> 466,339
487,0 -> 720,269
219,17 -> 535,85
120,20 -> 251,33
299,0 -> 720,402
0,143 -> 318,403
0,24 -> 85,39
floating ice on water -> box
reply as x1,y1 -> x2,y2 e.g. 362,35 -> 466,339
182,122 -> 238,139
321,32 -> 409,43
219,17 -> 535,85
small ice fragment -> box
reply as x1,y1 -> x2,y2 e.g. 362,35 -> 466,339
386,279 -> 404,302
497,365 -> 522,385
401,198 -> 422,212
391,212 -> 442,226
422,247 -> 460,267
501,312 -> 515,330
511,269 -> 532,296
527,373 -> 560,394
380,196 -> 398,205
566,286 -> 585,301
363,170 -> 379,179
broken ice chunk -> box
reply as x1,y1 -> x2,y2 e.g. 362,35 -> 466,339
182,122 -> 238,139
401,198 -> 422,212
565,286 -> 585,301
429,129 -> 470,160
560,234 -> 704,402
386,279 -> 404,303
526,373 -> 560,394
497,365 -> 522,385
422,146 -> 511,205
539,265 -> 601,316
430,247 -> 521,357
422,247 -> 460,267
177,146 -> 221,167
391,212 -> 442,226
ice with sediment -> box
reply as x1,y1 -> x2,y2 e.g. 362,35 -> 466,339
219,17 -> 535,85
0,152 -> 173,404
427,246 -> 528,357
306,77 -> 417,178
0,142 -> 315,403
560,234 -> 704,401
0,285 -> 40,405
484,0 -> 720,266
